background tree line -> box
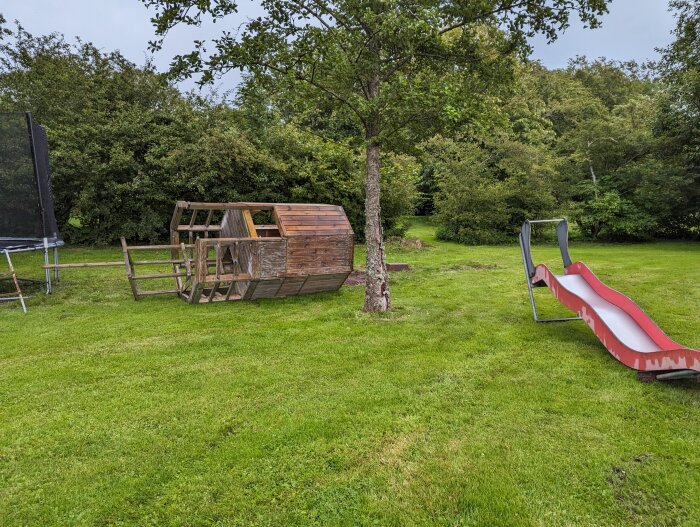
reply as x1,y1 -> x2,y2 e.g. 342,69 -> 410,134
1,1 -> 698,247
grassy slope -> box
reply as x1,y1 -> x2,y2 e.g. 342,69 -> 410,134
1,218 -> 699,527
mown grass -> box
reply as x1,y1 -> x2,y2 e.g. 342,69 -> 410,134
1,218 -> 699,527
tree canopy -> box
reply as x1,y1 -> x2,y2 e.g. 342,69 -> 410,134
140,0 -> 610,310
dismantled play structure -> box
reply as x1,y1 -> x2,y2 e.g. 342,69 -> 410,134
0,112 -> 63,313
520,219 -> 700,381
48,201 -> 355,305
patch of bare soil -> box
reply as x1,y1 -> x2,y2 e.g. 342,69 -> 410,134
344,270 -> 366,286
344,263 -> 413,286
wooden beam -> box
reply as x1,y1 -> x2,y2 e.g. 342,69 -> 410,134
120,237 -> 140,300
243,210 -> 258,238
127,244 -> 194,250
132,272 -> 187,280
43,261 -> 124,269
175,225 -> 222,232
202,273 -> 253,282
175,201 -> 278,211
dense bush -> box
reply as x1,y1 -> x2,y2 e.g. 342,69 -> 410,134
0,26 -> 417,244
425,135 -> 557,244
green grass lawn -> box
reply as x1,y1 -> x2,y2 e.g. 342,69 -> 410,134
1,218 -> 699,527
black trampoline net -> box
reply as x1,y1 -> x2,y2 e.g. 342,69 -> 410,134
0,113 -> 60,241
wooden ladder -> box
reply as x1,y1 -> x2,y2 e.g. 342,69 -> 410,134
120,238 -> 190,300
0,250 -> 27,313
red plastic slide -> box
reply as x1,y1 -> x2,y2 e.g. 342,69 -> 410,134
520,219 -> 699,379
533,261 -> 700,374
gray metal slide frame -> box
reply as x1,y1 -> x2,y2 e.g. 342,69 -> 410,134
519,218 -> 581,323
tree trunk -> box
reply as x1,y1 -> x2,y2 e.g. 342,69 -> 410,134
364,139 -> 390,312
586,141 -> 598,198
363,76 -> 390,312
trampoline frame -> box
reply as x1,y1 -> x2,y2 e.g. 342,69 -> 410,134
0,112 -> 64,311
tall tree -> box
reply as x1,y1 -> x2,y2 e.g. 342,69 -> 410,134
656,0 -> 700,236
142,0 -> 609,311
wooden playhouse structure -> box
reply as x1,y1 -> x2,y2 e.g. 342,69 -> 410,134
120,202 -> 355,304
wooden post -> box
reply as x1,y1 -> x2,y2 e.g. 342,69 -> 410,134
120,237 -> 140,300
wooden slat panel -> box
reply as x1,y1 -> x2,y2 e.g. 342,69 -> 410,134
287,250 -> 350,258
287,237 -> 351,246
287,250 -> 350,257
287,242 -> 351,250
275,205 -> 353,238
286,235 -> 353,273
285,224 -> 352,231
286,260 -> 350,268
299,273 -> 349,294
251,279 -> 283,299
283,266 -> 352,277
277,220 -> 347,228
276,276 -> 306,297
282,220 -> 351,227
243,279 -> 258,300
287,250 -> 349,258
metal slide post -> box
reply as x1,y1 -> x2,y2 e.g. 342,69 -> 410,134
519,231 -> 539,321
520,219 -> 581,323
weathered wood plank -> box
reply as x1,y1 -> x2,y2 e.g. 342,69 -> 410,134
259,240 -> 287,278
177,201 -> 277,211
285,229 -> 353,236
284,220 -> 350,227
276,276 -> 306,297
250,278 -> 283,299
275,210 -> 346,217
43,261 -> 124,269
176,225 -> 222,232
274,204 -> 340,211
243,209 -> 258,238
201,273 -> 253,282
280,223 -> 349,230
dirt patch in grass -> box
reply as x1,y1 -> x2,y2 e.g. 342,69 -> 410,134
344,263 -> 413,286
607,454 -> 685,525
344,271 -> 367,286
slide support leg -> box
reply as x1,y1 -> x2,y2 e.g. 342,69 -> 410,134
520,220 -> 581,323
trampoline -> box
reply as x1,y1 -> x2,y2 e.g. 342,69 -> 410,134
0,112 -> 63,312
